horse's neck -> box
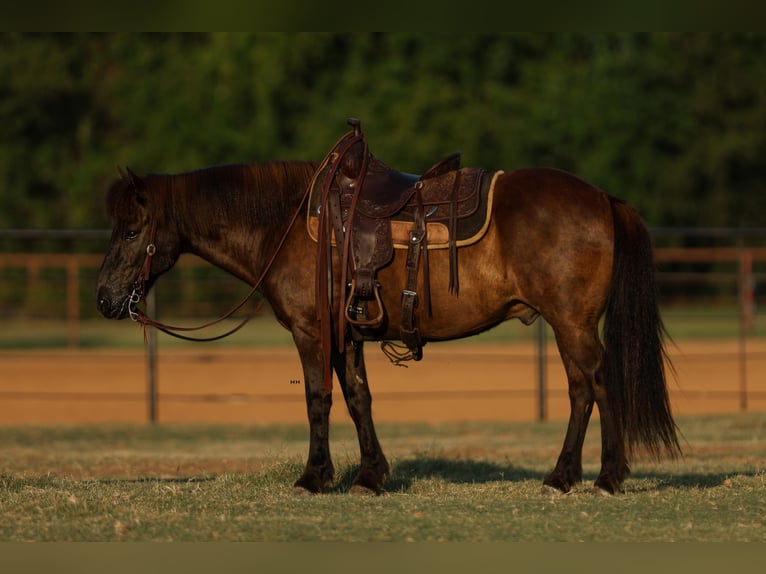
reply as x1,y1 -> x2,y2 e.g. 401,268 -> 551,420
184,223 -> 265,286
171,166 -> 298,286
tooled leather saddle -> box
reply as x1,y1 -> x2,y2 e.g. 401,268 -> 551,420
309,118 -> 495,389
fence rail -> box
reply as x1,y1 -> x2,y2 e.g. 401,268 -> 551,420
1,228 -> 765,423
1,245 -> 762,343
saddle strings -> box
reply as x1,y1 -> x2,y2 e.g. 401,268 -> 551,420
380,341 -> 418,367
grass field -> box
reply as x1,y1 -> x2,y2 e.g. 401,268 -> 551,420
1,309 -> 765,545
1,413 -> 764,542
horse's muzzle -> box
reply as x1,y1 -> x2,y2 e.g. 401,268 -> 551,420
96,287 -> 129,320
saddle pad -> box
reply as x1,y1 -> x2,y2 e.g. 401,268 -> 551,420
307,170 -> 502,250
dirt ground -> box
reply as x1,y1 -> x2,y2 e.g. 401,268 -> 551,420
1,338 -> 765,426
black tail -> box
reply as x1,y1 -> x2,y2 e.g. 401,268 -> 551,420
603,198 -> 681,459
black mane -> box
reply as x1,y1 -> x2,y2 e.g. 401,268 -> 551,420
106,161 -> 318,229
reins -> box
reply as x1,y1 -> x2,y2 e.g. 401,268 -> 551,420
126,176 -> 311,343
313,124 -> 369,392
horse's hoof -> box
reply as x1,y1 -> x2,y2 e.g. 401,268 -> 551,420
592,485 -> 615,497
292,486 -> 317,496
541,483 -> 568,496
349,484 -> 378,496
541,475 -> 572,495
593,476 -> 621,495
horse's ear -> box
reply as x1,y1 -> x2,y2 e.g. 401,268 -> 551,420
123,166 -> 149,207
125,166 -> 142,189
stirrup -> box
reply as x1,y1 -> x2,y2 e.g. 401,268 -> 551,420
344,279 -> 384,328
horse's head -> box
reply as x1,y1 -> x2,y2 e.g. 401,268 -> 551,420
96,168 -> 180,319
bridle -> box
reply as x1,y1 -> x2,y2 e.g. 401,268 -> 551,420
125,180 -> 311,342
127,217 -> 157,323
126,216 -> 263,342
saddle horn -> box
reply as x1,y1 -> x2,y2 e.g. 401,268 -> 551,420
347,117 -> 361,136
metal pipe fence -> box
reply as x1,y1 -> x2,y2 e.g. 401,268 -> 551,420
1,228 -> 765,423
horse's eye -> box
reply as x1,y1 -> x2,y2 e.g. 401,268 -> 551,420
125,230 -> 140,242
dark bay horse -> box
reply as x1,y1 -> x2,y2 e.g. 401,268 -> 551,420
96,160 -> 680,495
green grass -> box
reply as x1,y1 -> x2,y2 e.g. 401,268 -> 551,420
0,414 -> 764,541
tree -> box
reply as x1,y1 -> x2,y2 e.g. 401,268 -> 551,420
1,33 -> 765,232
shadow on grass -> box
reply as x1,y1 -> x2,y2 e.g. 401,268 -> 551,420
3,464 -> 748,496
331,456 -> 543,493
331,458 -> 754,494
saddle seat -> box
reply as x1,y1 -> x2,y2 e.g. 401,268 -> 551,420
337,147 -> 462,220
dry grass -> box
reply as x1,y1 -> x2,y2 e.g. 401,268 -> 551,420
0,414 -> 764,542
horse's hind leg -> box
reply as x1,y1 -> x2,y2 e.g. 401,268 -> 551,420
335,342 -> 390,494
544,324 -> 629,495
543,325 -> 600,494
591,362 -> 630,495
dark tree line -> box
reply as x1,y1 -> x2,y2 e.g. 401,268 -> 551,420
2,33 -> 765,231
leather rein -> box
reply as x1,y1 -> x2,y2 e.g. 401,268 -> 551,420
126,182 -> 310,343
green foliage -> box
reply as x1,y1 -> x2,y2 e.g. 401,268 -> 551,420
2,33 -> 766,230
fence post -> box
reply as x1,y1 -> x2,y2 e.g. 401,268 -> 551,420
66,257 -> 80,347
146,288 -> 158,424
738,248 -> 753,412
536,318 -> 547,422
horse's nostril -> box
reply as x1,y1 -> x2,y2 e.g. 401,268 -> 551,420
97,294 -> 112,315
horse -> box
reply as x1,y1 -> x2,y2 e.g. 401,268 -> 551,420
96,156 -> 680,496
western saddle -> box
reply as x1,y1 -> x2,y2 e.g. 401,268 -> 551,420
309,118 -> 493,387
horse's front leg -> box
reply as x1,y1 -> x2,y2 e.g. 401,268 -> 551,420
292,331 -> 335,494
334,341 -> 389,494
